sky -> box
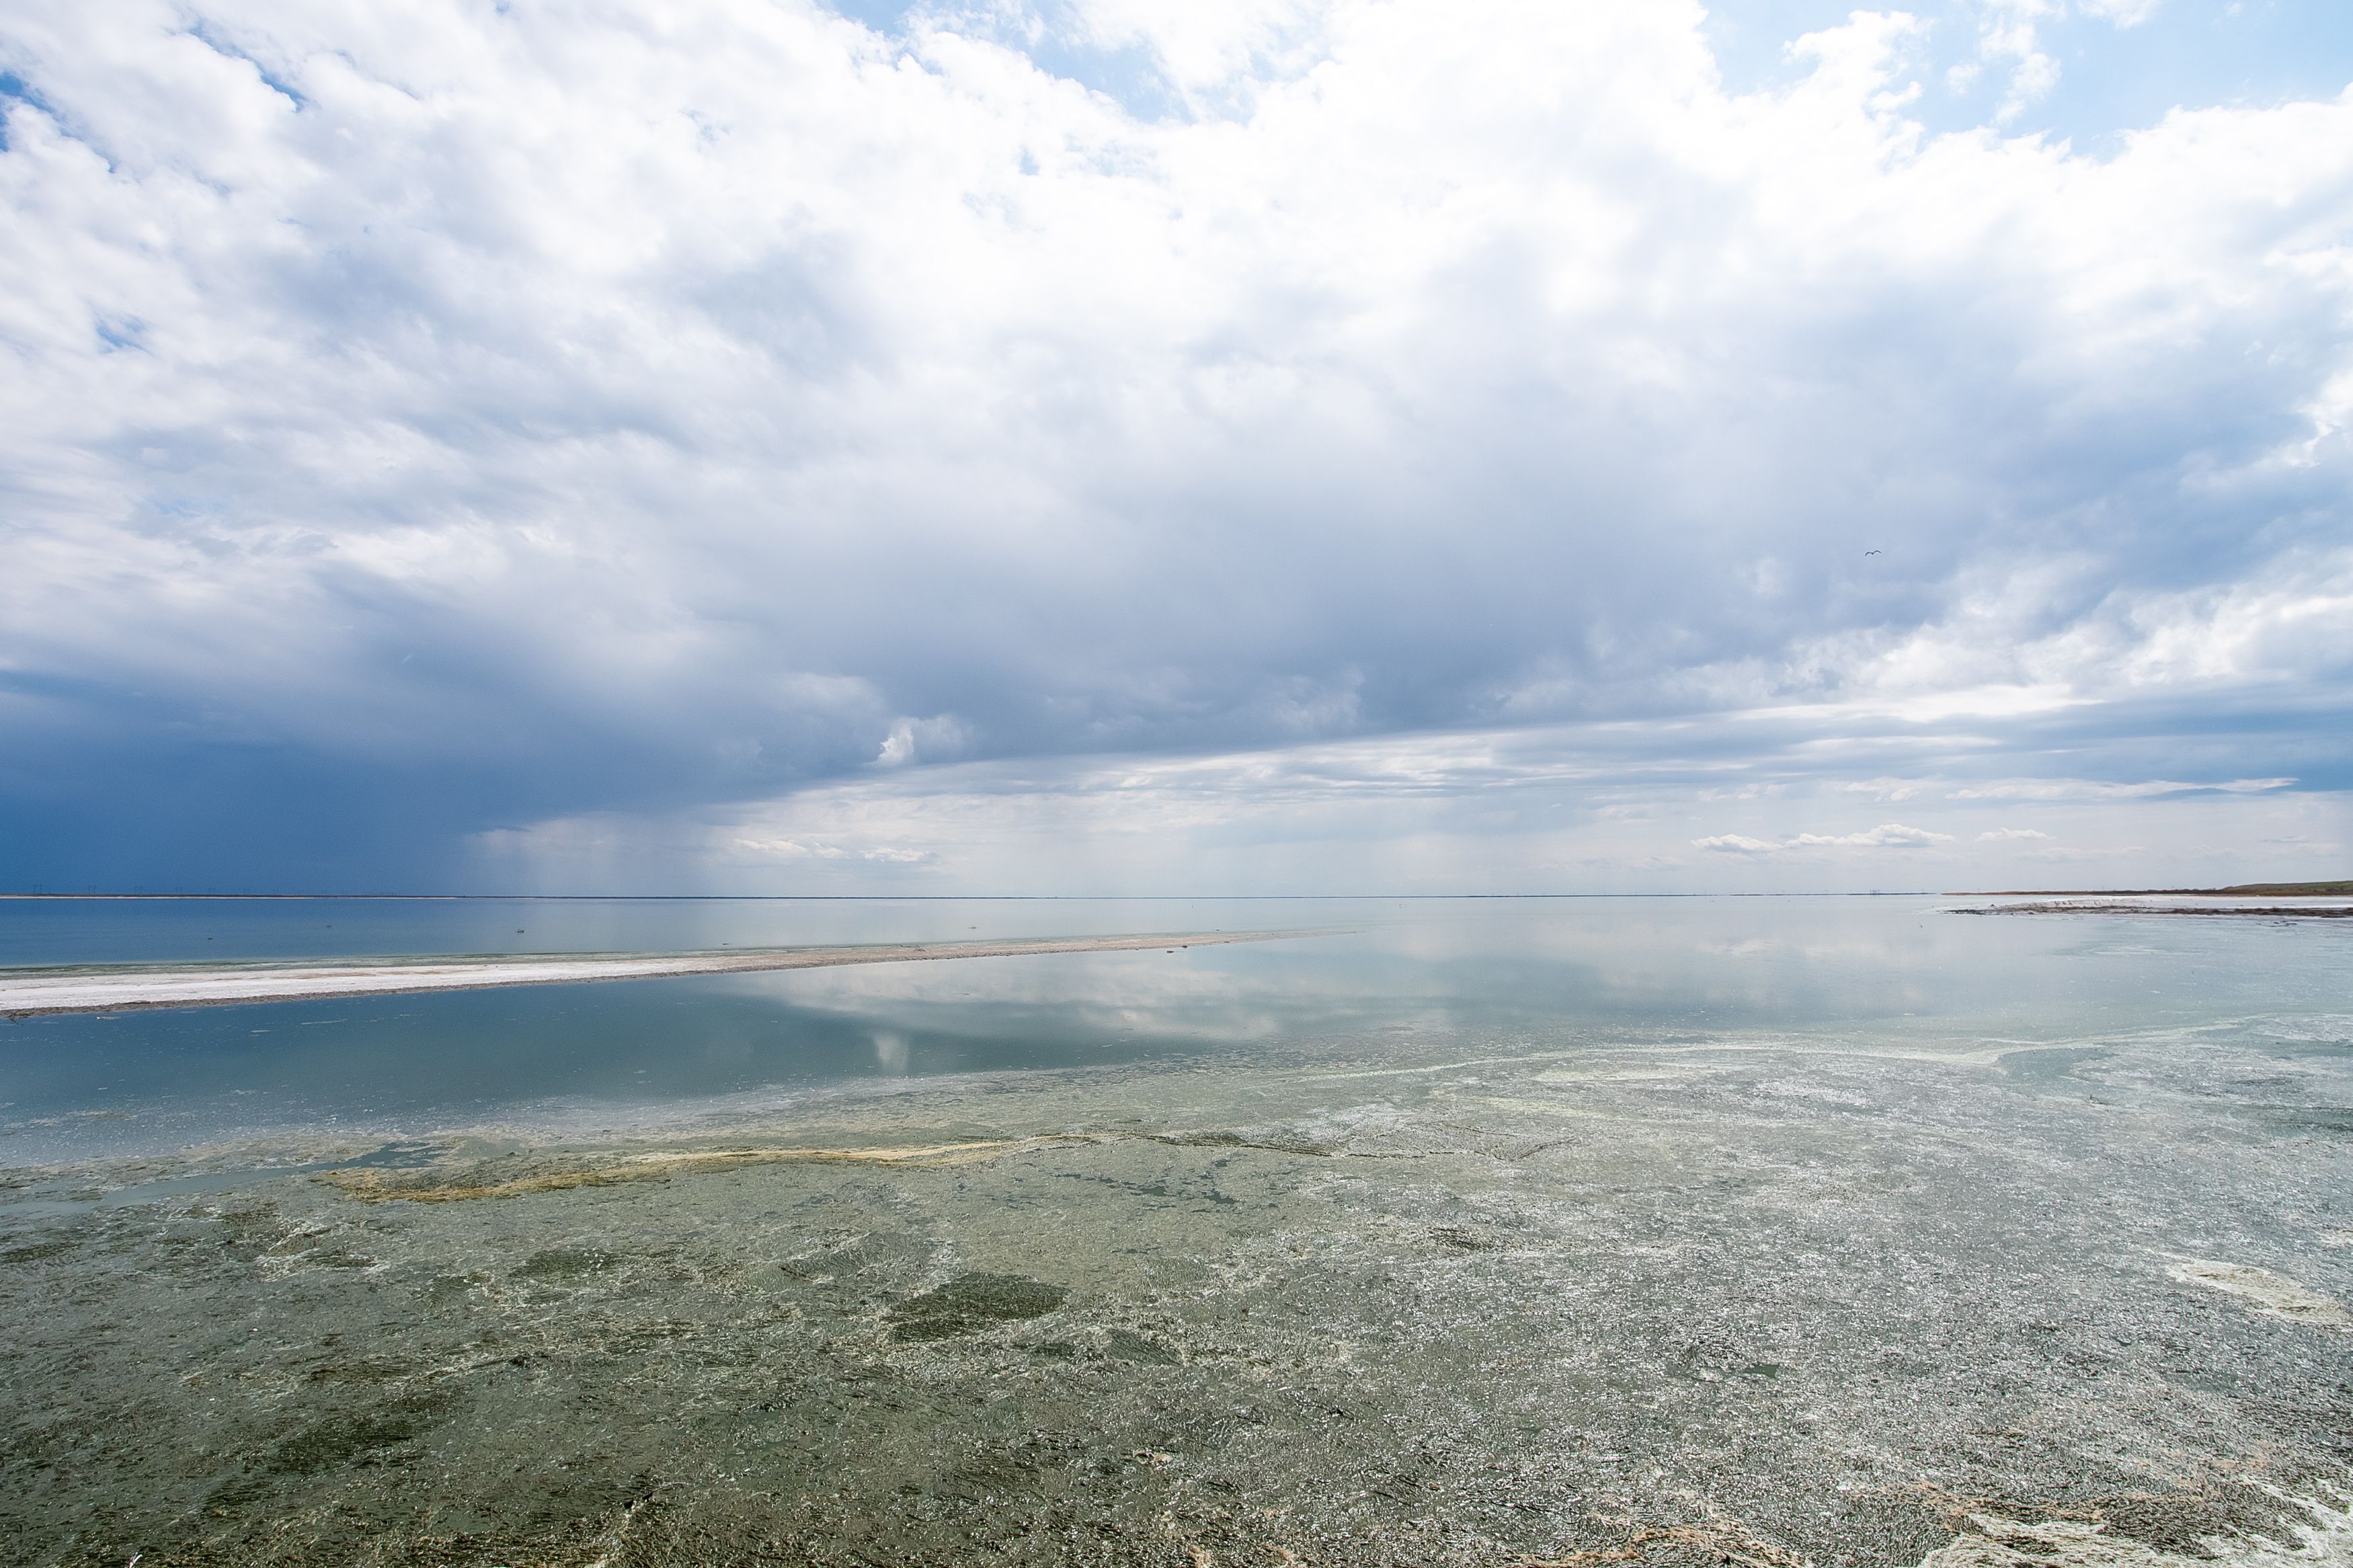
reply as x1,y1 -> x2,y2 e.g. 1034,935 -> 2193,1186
1,0 -> 2350,895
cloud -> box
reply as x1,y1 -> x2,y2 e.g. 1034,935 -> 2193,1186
875,714 -> 973,769
1792,824 -> 1956,849
2077,0 -> 2160,25
0,0 -> 2347,889
1837,778 -> 1920,802
1949,778 -> 2296,801
1693,834 -> 1785,856
1970,0 -> 2161,125
729,837 -> 932,864
1977,827 -> 2054,841
1696,823 -> 1955,854
461,714 -> 2350,894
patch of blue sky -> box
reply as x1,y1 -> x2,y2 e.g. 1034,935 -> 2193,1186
828,1 -> 2352,138
181,18 -> 307,110
820,1 -> 1218,120
0,69 -> 50,151
1708,0 -> 2353,151
835,1 -> 2353,142
821,0 -> 922,33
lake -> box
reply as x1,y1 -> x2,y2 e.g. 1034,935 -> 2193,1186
5,893 -> 2342,1162
3,896 -> 2349,1565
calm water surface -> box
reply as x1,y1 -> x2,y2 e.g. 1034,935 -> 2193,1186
2,895 -> 2346,1163
5,895 -> 2352,1563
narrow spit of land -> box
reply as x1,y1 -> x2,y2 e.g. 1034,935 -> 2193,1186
1962,880 -> 2353,897
0,930 -> 1312,1020
1960,902 -> 2353,919
1951,878 -> 2353,919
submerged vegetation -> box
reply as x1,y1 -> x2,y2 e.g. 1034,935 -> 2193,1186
5,1020 -> 2350,1567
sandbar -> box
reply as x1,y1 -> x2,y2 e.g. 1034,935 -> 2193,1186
1957,901 -> 2353,919
0,930 -> 1311,1020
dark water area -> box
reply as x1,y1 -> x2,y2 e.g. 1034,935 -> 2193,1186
2,895 -> 2348,1164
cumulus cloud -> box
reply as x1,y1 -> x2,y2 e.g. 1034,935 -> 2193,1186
1802,824 -> 1954,848
2076,0 -> 2159,26
1838,778 -> 1921,802
1693,835 -> 1786,856
875,714 -> 973,769
1693,823 -> 1952,854
0,0 -> 2348,889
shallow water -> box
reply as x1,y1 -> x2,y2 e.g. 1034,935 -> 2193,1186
3,897 -> 2350,1566
3,895 -> 2344,1163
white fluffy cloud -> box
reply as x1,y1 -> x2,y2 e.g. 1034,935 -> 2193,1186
0,0 -> 2348,889
1696,823 -> 1953,854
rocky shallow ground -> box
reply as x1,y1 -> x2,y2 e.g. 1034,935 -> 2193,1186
4,1018 -> 2350,1567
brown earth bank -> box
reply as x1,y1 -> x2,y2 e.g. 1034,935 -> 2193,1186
1959,881 -> 2353,897
1957,903 -> 2353,918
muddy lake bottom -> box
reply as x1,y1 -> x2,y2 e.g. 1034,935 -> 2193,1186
6,1020 -> 2353,1568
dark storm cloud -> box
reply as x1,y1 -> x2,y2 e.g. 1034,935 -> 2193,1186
0,0 -> 2348,889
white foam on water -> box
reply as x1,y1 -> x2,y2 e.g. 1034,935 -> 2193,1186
1919,1488 -> 2353,1567
2165,1257 -> 2353,1333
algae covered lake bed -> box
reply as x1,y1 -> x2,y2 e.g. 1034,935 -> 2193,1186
3,898 -> 2350,1565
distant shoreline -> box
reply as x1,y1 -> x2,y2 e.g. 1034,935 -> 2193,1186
0,891 -> 1941,901
1955,880 -> 2353,897
1956,902 -> 2353,919
0,930 -> 1318,1020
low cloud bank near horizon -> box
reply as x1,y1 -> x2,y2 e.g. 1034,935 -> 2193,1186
467,716 -> 2348,894
1,0 -> 2350,892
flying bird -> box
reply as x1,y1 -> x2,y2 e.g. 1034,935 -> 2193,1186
1864,549 -> 1881,555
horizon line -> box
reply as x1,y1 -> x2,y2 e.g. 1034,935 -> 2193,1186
0,891 -> 1961,901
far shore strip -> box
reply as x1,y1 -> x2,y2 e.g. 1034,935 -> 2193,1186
0,931 -> 1321,1020
1957,901 -> 2353,919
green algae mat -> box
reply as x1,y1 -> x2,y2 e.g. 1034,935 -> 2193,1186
6,1023 -> 2352,1567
